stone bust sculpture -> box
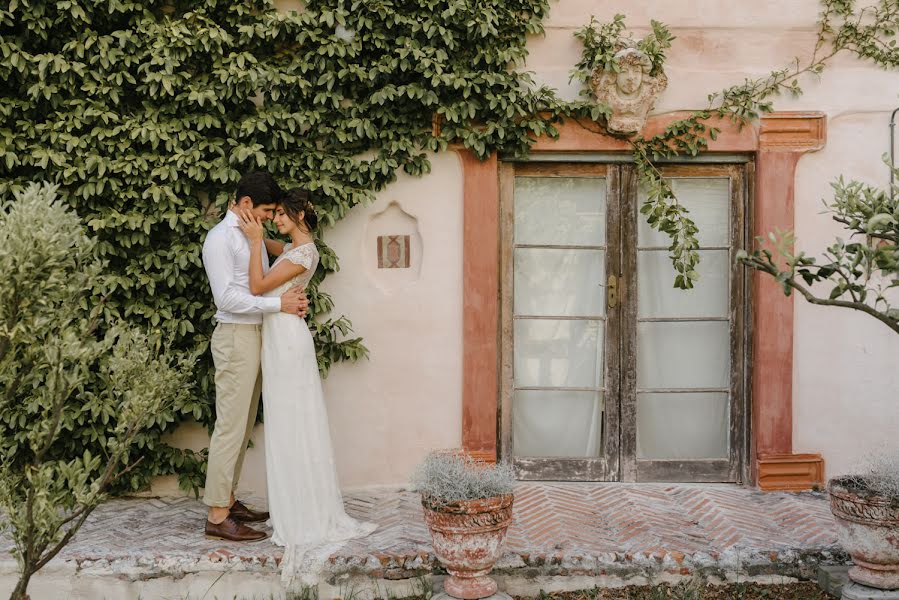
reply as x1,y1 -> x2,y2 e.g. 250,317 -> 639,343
590,41 -> 668,136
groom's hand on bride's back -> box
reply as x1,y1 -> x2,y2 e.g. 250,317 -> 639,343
279,286 -> 309,318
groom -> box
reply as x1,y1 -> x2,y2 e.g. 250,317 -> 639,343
201,170 -> 308,542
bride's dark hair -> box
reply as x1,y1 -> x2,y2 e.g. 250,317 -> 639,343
280,188 -> 318,232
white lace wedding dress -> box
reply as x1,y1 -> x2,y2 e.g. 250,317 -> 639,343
261,242 -> 377,589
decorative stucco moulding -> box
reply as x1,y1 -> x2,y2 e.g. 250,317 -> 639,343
591,39 -> 668,137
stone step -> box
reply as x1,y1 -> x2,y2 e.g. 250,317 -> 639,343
0,483 -> 851,600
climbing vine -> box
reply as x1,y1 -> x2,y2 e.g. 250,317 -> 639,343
571,15 -> 673,96
0,0 -> 579,494
572,0 -> 899,288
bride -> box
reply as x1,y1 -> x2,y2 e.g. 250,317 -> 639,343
237,188 -> 377,587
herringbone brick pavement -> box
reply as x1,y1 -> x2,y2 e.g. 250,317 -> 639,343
0,483 -> 843,581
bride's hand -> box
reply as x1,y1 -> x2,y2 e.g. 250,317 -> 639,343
238,210 -> 265,243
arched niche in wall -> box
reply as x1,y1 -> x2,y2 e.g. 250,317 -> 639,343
363,201 -> 423,293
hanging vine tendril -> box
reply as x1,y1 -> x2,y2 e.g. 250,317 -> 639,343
571,0 -> 899,289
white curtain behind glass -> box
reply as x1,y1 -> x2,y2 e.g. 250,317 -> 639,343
512,176 -> 606,458
635,178 -> 731,460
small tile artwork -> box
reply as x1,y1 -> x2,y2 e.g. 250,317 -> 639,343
377,235 -> 411,269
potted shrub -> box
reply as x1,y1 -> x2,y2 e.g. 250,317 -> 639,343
411,451 -> 516,600
739,160 -> 899,590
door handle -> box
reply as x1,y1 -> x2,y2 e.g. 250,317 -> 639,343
607,274 -> 618,309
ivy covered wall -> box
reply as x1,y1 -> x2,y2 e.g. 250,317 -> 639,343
0,0 -> 582,493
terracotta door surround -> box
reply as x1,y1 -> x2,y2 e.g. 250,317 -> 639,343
459,111 -> 827,485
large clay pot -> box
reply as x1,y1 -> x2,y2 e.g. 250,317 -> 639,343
421,493 -> 514,600
829,476 -> 899,590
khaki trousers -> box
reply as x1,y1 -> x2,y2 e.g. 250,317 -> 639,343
203,322 -> 263,508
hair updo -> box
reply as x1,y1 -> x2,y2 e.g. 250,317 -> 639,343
280,187 -> 318,232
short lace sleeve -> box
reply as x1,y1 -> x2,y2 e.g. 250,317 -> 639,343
283,243 -> 316,270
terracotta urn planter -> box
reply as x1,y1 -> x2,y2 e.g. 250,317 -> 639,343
421,493 -> 514,600
829,476 -> 899,590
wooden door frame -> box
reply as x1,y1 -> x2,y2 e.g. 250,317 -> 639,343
458,112 -> 827,486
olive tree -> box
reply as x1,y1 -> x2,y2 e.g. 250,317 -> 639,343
0,183 -> 195,600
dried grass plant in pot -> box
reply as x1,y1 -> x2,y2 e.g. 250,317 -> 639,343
412,451 -> 516,600
828,453 -> 899,590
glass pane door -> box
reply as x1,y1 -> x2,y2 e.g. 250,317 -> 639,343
500,164 -> 621,481
624,165 -> 747,483
499,162 -> 747,483
636,177 -> 731,460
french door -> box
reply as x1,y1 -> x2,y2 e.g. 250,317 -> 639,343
498,161 -> 748,483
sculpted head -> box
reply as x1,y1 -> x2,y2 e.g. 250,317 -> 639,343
590,41 -> 667,136
614,48 -> 652,97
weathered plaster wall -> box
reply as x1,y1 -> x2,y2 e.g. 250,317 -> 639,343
534,0 -> 899,479
792,113 -> 899,477
156,0 -> 898,495
154,151 -> 463,496
316,151 -> 465,488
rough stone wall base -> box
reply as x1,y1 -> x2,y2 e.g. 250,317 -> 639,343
0,547 -> 851,600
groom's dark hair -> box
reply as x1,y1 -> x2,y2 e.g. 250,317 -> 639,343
236,170 -> 282,207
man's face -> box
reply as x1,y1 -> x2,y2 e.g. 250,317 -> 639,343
236,196 -> 278,222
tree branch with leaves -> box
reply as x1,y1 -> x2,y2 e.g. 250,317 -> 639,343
737,159 -> 899,335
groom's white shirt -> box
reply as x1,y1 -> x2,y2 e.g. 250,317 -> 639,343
203,209 -> 281,324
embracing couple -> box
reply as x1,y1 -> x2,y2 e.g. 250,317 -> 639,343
200,170 -> 376,585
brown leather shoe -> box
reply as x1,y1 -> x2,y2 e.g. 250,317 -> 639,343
205,516 -> 267,542
230,499 -> 270,523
